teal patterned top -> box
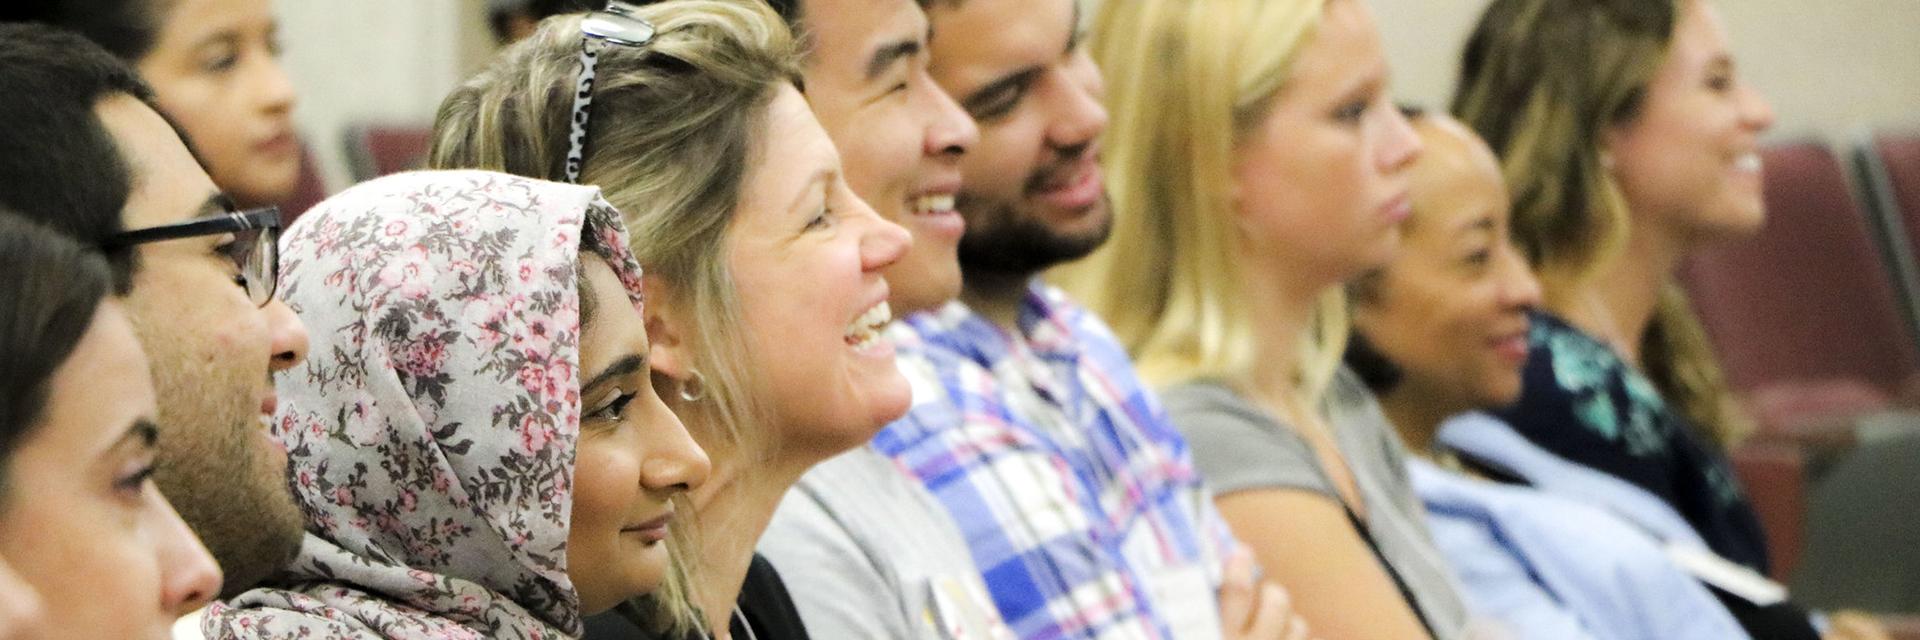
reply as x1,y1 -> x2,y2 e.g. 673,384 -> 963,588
1490,311 -> 1769,572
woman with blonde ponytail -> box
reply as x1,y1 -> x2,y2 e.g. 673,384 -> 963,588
1066,0 -> 1469,637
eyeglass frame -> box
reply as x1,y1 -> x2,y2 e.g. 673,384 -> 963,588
563,1 -> 657,184
100,206 -> 283,308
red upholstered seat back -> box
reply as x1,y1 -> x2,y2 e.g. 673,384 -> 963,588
1678,141 -> 1919,397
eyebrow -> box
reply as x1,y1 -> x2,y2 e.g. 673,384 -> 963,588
865,39 -> 921,82
962,6 -> 1080,113
1459,217 -> 1496,235
196,193 -> 238,219
786,169 -> 835,215
107,419 -> 160,455
582,354 -> 647,394
962,67 -> 1041,112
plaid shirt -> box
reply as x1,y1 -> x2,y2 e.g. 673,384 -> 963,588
873,283 -> 1242,640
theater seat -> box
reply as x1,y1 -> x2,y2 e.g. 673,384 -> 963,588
277,143 -> 331,229
1679,140 -> 1920,439
1858,130 -> 1920,326
343,123 -> 433,182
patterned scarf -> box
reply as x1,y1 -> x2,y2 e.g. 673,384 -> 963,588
204,170 -> 648,639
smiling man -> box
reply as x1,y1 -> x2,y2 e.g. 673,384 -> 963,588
862,0 -> 1265,638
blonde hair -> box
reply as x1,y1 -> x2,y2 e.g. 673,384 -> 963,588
428,0 -> 801,630
1452,0 -> 1751,444
1065,0 -> 1345,407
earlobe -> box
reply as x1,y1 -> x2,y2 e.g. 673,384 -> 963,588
641,274 -> 691,379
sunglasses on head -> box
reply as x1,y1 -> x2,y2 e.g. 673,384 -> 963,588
564,1 -> 658,184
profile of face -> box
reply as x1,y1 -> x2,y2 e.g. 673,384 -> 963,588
924,0 -> 1111,278
1230,0 -> 1421,289
0,301 -> 222,640
94,94 -> 312,595
800,0 -> 980,314
567,258 -> 710,614
702,86 -> 913,455
1354,118 -> 1541,416
1605,0 -> 1775,246
137,0 -> 301,208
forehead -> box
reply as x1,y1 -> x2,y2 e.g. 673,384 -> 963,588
577,256 -> 648,358
1662,0 -> 1731,73
155,0 -> 277,39
91,96 -> 221,230
743,86 -> 840,210
1281,0 -> 1381,97
39,303 -> 156,453
802,0 -> 925,67
1410,122 -> 1508,237
925,0 -> 1074,87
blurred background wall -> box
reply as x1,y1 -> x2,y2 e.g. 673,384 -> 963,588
272,0 -> 1920,190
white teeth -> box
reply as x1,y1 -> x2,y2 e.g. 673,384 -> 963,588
845,301 -> 893,349
912,194 -> 956,215
1734,153 -> 1763,173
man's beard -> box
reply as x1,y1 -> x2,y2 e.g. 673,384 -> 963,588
145,354 -> 305,597
955,194 -> 1113,281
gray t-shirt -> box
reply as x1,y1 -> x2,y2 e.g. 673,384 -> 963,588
758,446 -> 1010,639
1161,371 -> 1470,640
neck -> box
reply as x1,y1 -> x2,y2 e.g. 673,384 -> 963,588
1377,388 -> 1453,457
958,268 -> 1033,332
1238,254 -> 1328,420
1555,224 -> 1680,366
688,437 -> 814,636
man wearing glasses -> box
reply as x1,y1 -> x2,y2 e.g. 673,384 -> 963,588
0,24 -> 311,597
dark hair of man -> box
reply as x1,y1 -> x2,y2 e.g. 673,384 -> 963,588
0,22 -> 174,286
0,212 -> 119,498
0,0 -> 162,60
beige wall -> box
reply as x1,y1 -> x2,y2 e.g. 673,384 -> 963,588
272,0 -> 487,190
274,0 -> 1919,188
1374,0 -> 1920,142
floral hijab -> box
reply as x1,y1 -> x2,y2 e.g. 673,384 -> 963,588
205,171 -> 649,639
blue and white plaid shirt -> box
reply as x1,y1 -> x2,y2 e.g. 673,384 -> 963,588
873,283 -> 1242,640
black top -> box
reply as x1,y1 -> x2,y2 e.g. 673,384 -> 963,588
1490,310 -> 1771,573
582,553 -> 811,640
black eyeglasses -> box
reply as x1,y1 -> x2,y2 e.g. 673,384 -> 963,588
563,1 -> 656,184
101,207 -> 282,308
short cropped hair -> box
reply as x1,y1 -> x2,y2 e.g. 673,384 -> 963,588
0,23 -> 174,286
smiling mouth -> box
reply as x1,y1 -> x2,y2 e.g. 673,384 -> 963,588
911,193 -> 957,217
845,300 -> 892,350
1732,152 -> 1763,174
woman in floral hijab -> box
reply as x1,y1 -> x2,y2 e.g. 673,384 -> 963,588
205,170 -> 710,639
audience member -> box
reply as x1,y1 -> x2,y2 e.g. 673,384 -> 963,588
204,171 -> 709,638
740,0 -> 1011,636
431,2 -> 912,637
0,213 -> 223,639
0,23 -> 312,598
1068,0 -> 1470,638
866,0 -> 1306,637
1447,1 -> 1868,637
1,0 -> 303,209
1344,113 -> 1747,640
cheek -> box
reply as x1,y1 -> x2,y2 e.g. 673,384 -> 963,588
570,443 -> 641,535
1,496 -> 156,629
962,124 -> 1041,198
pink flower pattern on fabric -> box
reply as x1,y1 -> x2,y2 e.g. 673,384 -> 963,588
203,170 -> 648,640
